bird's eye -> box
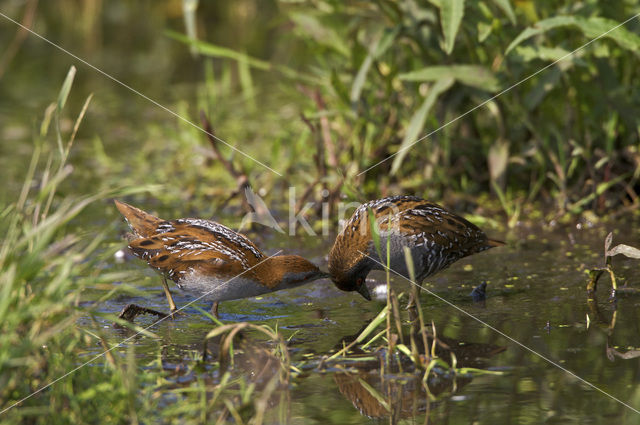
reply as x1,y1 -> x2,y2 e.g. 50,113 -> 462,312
356,277 -> 363,286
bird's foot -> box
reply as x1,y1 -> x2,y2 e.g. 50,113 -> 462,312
168,308 -> 187,319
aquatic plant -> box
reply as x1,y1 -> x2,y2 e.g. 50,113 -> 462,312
587,232 -> 640,297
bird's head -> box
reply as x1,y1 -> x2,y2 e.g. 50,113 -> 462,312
261,255 -> 329,289
329,262 -> 372,301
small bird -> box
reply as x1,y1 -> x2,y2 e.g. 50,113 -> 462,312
328,196 -> 504,300
114,200 -> 328,317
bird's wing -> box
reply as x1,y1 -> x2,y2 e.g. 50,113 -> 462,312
397,202 -> 489,254
127,219 -> 263,281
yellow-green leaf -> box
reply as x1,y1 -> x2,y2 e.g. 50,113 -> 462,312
57,66 -> 76,111
440,0 -> 465,54
490,0 -> 516,25
399,65 -> 499,91
506,16 -> 640,55
391,77 -> 454,175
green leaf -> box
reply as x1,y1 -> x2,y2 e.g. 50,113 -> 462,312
351,28 -> 399,105
478,21 -> 493,43
374,27 -> 400,58
330,69 -> 350,105
391,77 -> 454,175
167,30 -> 269,69
568,174 -> 629,213
440,0 -> 465,54
506,16 -> 574,54
357,378 -> 391,412
182,0 -> 199,56
399,65 -> 499,91
165,30 -> 319,84
490,0 -> 516,25
57,66 -> 76,111
506,16 -> 640,55
395,343 -> 413,358
523,65 -> 563,110
513,45 -> 578,63
289,12 -> 350,57
238,54 -> 255,108
351,54 -> 374,105
358,305 -> 389,344
576,16 -> 640,51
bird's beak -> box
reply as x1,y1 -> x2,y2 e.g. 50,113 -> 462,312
357,282 -> 371,301
315,271 -> 331,280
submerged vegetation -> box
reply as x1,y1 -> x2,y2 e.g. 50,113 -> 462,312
1,0 -> 640,424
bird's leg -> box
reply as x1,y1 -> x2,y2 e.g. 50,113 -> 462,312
161,276 -> 183,317
211,301 -> 219,319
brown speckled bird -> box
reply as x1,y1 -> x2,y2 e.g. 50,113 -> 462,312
115,200 -> 328,316
328,196 -> 504,300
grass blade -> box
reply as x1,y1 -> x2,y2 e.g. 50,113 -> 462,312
391,77 -> 454,175
440,0 -> 465,54
400,65 -> 499,91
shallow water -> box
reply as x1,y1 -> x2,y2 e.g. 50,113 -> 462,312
87,220 -> 640,424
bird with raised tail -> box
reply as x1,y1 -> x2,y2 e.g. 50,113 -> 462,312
114,200 -> 328,317
328,196 -> 504,300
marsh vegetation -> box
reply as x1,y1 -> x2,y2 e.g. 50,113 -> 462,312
1,1 -> 640,424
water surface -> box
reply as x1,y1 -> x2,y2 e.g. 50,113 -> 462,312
88,221 -> 640,424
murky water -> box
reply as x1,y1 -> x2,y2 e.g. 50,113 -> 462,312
86,220 -> 640,424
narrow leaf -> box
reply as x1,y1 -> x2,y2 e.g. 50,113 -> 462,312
351,54 -> 374,105
288,12 -> 350,57
57,66 -> 76,111
523,65 -> 563,110
440,0 -> 465,54
506,16 -> 640,55
478,21 -> 493,43
357,378 -> 391,412
514,45 -> 575,63
488,140 -> 509,187
399,65 -> 499,91
351,28 -> 399,105
506,16 -> 580,54
166,30 -> 319,84
182,0 -> 199,56
374,27 -> 399,58
490,0 -> 516,25
391,77 -> 454,175
607,244 -> 640,259
357,305 -> 389,344
604,232 -> 613,253
575,17 -> 640,51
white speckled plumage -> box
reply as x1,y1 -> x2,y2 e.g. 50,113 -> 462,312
328,196 -> 504,298
115,200 -> 328,312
